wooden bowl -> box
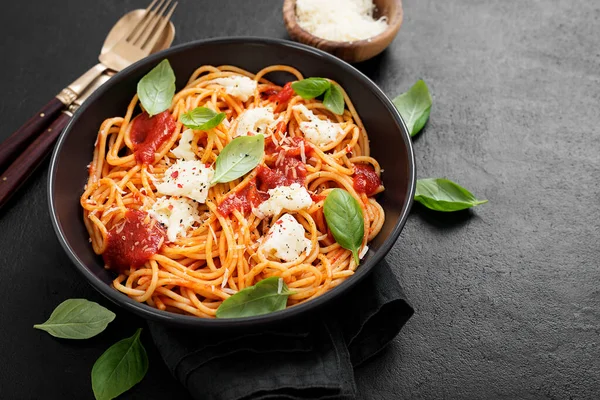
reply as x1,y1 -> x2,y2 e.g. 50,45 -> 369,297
282,0 -> 403,63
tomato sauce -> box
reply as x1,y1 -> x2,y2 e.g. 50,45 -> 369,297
217,131 -> 313,216
268,82 -> 294,112
217,180 -> 268,217
130,111 -> 175,164
311,193 -> 327,203
103,209 -> 165,272
256,158 -> 307,191
265,135 -> 313,157
353,164 -> 382,196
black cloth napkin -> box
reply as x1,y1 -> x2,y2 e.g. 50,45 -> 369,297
148,259 -> 413,400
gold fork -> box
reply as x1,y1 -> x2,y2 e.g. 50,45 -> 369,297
0,0 -> 178,209
0,0 -> 177,176
99,0 -> 178,71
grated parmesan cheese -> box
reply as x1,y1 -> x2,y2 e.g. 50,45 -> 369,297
359,245 -> 369,259
221,268 -> 230,289
295,0 -> 388,42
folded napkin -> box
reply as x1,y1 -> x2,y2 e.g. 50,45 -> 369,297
148,258 -> 413,400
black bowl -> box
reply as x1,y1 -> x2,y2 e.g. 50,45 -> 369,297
48,37 -> 415,329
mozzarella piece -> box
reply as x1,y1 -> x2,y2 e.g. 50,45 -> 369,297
256,183 -> 313,217
234,107 -> 277,137
155,160 -> 214,203
209,76 -> 257,102
149,197 -> 202,242
262,214 -> 312,262
292,104 -> 344,146
171,129 -> 196,161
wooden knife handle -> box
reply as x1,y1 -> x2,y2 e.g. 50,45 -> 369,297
0,112 -> 72,209
0,97 -> 66,172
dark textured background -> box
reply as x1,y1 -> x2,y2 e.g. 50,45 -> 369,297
1,0 -> 599,398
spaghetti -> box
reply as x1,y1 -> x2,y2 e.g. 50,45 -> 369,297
81,64 -> 385,318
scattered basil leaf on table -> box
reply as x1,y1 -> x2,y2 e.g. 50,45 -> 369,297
392,79 -> 432,137
137,59 -> 176,117
323,83 -> 345,115
291,77 -> 330,99
211,134 -> 264,184
33,298 -> 115,339
91,328 -> 148,400
181,107 -> 226,130
415,178 -> 488,212
216,277 -> 293,318
323,188 -> 364,264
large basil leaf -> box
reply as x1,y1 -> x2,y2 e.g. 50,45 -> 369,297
137,59 -> 176,117
323,188 -> 364,264
323,83 -> 345,115
91,328 -> 148,400
216,277 -> 293,318
181,107 -> 226,130
392,80 -> 432,137
33,299 -> 115,339
291,77 -> 330,99
211,134 -> 264,184
415,178 -> 488,212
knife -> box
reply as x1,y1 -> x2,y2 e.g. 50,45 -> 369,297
0,73 -> 112,209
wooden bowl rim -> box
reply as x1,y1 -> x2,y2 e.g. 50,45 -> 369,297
283,0 -> 403,50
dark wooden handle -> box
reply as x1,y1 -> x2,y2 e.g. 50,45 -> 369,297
0,112 -> 71,209
0,97 -> 65,172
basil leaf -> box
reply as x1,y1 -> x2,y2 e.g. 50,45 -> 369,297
137,59 -> 176,117
392,80 -> 432,137
91,328 -> 148,400
216,277 -> 293,318
291,77 -> 331,99
181,107 -> 226,130
323,83 -> 345,115
33,299 -> 115,339
211,134 -> 264,184
415,178 -> 488,212
323,188 -> 364,264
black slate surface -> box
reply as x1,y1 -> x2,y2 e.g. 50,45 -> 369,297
1,0 -> 599,399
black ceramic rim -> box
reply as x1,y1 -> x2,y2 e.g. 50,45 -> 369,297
48,37 -> 416,329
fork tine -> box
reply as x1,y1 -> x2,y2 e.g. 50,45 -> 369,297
128,0 -> 165,43
142,1 -> 177,51
133,0 -> 172,47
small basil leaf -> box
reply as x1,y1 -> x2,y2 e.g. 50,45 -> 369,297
181,107 -> 226,130
415,178 -> 488,212
392,80 -> 432,137
323,83 -> 345,115
33,299 -> 115,339
137,59 -> 176,117
323,188 -> 364,264
91,328 -> 148,400
216,277 -> 293,318
211,134 -> 264,184
291,77 -> 331,99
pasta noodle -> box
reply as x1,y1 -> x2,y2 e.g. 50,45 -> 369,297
81,64 -> 385,318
